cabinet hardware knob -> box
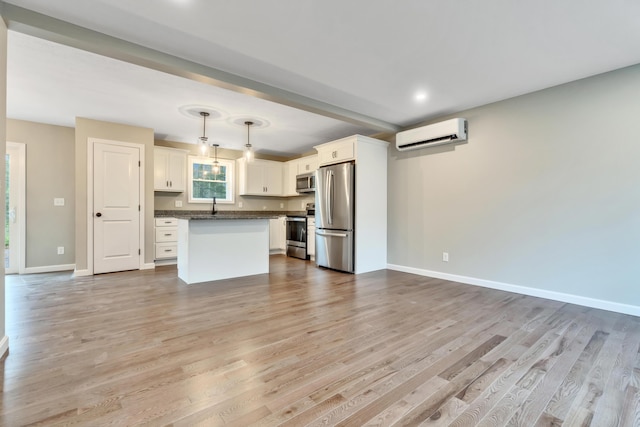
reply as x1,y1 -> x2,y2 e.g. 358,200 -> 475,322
96,212 -> 102,217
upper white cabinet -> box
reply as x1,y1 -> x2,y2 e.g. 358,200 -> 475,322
237,158 -> 283,196
317,139 -> 355,166
297,155 -> 319,175
282,161 -> 298,197
154,147 -> 187,192
282,154 -> 319,197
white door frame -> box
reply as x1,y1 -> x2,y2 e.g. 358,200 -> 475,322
6,142 -> 26,274
87,138 -> 145,275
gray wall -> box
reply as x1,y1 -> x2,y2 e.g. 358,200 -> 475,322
154,140 -> 314,213
7,119 -> 75,268
75,117 -> 155,271
388,64 -> 640,307
1,16 -> 7,346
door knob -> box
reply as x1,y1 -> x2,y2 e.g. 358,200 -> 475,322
96,212 -> 102,217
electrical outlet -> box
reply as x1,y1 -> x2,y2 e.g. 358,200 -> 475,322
238,202 -> 243,208
442,252 -> 449,262
301,202 -> 306,209
57,246 -> 65,255
280,203 -> 284,209
54,198 -> 65,206
174,200 -> 183,208
262,206 -> 266,210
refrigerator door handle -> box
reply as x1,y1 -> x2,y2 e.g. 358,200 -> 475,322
326,170 -> 334,225
316,231 -> 348,238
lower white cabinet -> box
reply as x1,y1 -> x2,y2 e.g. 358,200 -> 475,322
269,216 -> 286,253
155,217 -> 178,261
307,217 -> 315,259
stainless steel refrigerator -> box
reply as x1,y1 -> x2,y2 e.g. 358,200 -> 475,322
315,162 -> 355,273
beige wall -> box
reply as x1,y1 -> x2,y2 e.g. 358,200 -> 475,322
154,140 -> 314,213
75,118 -> 154,272
7,119 -> 75,268
388,64 -> 640,308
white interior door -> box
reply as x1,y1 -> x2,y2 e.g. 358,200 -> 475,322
5,142 -> 25,274
93,141 -> 141,274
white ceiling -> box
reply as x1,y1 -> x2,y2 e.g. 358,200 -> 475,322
5,0 -> 640,156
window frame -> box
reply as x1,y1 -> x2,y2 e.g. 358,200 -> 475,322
187,155 -> 235,204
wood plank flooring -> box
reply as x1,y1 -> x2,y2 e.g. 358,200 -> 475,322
1,255 -> 639,426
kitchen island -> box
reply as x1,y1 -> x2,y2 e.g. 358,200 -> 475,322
174,214 -> 278,285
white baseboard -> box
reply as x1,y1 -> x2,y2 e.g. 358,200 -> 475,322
154,259 -> 176,267
73,269 -> 92,277
141,263 -> 156,270
387,263 -> 640,317
0,335 -> 8,359
23,264 -> 76,274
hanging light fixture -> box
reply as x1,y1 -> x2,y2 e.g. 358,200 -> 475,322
211,143 -> 220,175
198,111 -> 210,155
243,121 -> 254,162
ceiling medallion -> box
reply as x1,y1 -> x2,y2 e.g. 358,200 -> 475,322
178,104 -> 227,121
226,115 -> 270,129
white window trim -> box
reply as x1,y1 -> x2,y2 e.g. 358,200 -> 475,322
188,156 -> 235,204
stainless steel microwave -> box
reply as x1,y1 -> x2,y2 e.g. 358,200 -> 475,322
296,172 -> 315,193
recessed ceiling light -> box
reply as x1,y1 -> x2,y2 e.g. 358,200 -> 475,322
415,92 -> 428,103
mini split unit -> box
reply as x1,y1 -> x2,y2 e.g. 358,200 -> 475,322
395,118 -> 468,151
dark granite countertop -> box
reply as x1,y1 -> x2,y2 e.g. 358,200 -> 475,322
155,210 -> 303,220
173,213 -> 279,220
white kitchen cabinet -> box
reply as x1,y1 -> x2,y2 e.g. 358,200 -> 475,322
307,217 -> 316,259
282,160 -> 299,197
269,216 -> 286,253
317,139 -> 355,166
238,158 -> 283,196
297,155 -> 319,175
154,217 -> 178,262
282,154 -> 319,197
154,147 -> 187,192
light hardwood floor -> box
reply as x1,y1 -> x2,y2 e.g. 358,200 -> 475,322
1,255 -> 639,426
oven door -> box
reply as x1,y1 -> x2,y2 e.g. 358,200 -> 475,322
286,217 -> 308,259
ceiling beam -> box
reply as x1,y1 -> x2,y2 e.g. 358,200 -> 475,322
0,3 -> 399,133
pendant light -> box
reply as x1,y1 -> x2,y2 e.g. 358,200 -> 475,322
243,121 -> 254,162
198,111 -> 210,155
211,143 -> 220,175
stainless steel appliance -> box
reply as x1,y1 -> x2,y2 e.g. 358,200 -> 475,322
295,172 -> 316,193
286,216 -> 307,259
286,203 -> 315,260
315,162 -> 355,273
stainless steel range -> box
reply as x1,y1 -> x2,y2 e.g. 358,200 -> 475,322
285,203 -> 314,260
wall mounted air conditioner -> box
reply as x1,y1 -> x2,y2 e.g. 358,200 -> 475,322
395,118 -> 467,151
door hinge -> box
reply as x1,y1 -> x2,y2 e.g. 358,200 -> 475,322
138,161 -> 141,167
138,249 -> 141,255
138,205 -> 141,211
